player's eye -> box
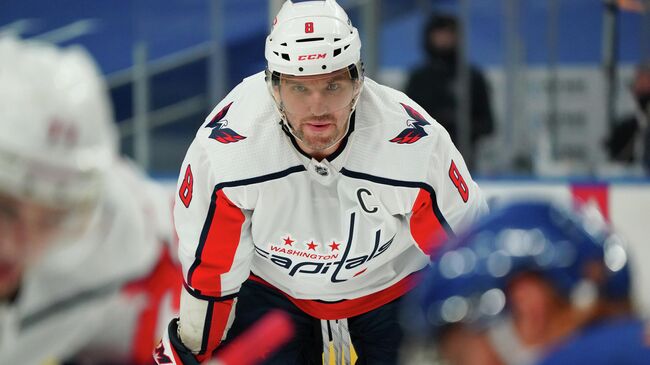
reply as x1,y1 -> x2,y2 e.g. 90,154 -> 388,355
291,84 -> 307,93
0,198 -> 19,221
326,83 -> 340,91
0,203 -> 17,222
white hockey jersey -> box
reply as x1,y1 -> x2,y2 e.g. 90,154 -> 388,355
175,72 -> 487,320
0,160 -> 180,365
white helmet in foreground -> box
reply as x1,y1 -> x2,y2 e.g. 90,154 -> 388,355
0,36 -> 118,207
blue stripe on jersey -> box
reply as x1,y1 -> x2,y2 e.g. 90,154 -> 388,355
339,167 -> 454,237
188,165 -> 308,295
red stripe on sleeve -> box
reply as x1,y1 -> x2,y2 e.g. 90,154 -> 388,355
196,299 -> 235,361
191,190 -> 245,297
123,246 -> 182,364
410,188 -> 447,256
168,345 -> 181,364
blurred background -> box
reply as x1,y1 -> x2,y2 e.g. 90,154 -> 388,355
3,0 -> 650,313
2,0 -> 649,178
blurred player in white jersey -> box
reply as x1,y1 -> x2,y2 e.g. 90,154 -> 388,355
405,199 -> 649,365
0,36 -> 182,364
155,1 -> 487,364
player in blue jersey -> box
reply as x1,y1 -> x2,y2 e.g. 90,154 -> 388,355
404,199 -> 650,365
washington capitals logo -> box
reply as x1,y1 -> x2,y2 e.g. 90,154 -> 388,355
205,102 -> 246,144
389,103 -> 430,144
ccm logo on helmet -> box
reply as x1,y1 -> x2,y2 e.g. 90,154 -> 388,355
297,53 -> 327,61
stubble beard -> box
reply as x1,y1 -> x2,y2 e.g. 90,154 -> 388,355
293,124 -> 343,152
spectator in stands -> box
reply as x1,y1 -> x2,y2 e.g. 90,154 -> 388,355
606,63 -> 650,173
405,13 -> 494,170
0,36 -> 181,364
403,199 -> 649,365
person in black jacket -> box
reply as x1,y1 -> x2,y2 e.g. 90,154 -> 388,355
606,63 -> 650,173
405,13 -> 494,169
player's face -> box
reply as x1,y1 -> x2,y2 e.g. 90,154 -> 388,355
0,193 -> 71,298
275,68 -> 361,156
437,325 -> 505,365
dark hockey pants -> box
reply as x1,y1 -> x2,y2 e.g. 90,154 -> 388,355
222,279 -> 404,365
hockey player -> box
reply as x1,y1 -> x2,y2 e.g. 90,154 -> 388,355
0,37 -> 181,364
155,1 -> 487,364
406,200 -> 649,365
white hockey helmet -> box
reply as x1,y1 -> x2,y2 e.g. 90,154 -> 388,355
0,36 -> 118,208
265,0 -> 364,147
265,0 -> 362,78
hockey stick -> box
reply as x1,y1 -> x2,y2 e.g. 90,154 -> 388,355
206,310 -> 294,365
